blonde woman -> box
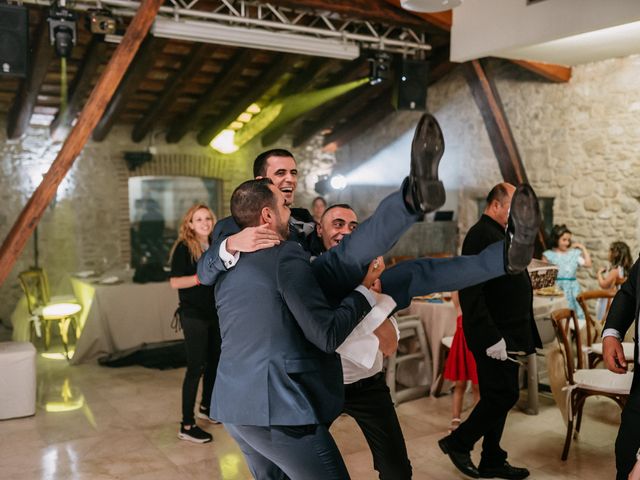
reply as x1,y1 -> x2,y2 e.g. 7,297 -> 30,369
169,204 -> 219,443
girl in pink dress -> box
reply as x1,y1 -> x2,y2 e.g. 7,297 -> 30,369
443,291 -> 479,432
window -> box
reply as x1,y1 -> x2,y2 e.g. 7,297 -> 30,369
128,176 -> 222,267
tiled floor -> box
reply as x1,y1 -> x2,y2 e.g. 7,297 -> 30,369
0,345 -> 620,479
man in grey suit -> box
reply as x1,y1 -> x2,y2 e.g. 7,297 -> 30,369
212,178 -> 379,479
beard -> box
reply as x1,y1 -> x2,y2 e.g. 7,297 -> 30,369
274,212 -> 290,240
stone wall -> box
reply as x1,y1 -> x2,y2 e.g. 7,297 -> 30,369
292,55 -> 640,292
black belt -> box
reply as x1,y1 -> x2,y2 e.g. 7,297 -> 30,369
345,371 -> 385,390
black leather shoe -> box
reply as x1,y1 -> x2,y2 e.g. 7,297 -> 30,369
505,184 -> 541,274
404,113 -> 446,214
438,436 -> 480,478
479,461 -> 530,479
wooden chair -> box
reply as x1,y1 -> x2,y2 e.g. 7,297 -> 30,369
385,314 -> 429,404
550,308 -> 631,460
576,290 -> 633,368
432,335 -> 453,396
18,268 -> 81,358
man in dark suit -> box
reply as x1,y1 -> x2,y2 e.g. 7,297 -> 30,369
212,178 -> 378,479
438,182 -> 542,480
603,258 -> 640,479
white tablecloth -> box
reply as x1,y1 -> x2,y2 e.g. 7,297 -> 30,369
69,278 -> 182,364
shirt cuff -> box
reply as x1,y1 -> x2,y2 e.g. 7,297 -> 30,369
355,285 -> 376,307
219,239 -> 240,270
602,328 -> 622,341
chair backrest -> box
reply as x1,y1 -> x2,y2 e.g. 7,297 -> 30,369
550,308 -> 584,385
18,268 -> 48,315
576,289 -> 616,347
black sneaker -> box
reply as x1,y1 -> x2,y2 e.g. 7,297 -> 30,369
196,405 -> 221,424
178,423 -> 212,444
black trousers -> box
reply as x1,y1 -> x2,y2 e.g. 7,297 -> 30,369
616,382 -> 640,480
343,372 -> 412,480
180,311 -> 221,425
448,352 -> 520,468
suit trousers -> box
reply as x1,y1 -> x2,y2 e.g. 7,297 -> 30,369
448,353 -> 520,468
225,423 -> 349,480
616,383 -> 640,479
343,372 -> 412,480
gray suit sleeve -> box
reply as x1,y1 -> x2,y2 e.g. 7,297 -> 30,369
277,242 -> 372,353
197,217 -> 240,286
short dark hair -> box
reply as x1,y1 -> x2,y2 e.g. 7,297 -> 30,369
231,178 -> 275,228
549,224 -> 572,248
485,183 -> 512,205
253,149 -> 295,177
321,203 -> 356,222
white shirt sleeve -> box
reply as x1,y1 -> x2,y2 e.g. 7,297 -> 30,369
354,285 -> 377,307
602,328 -> 622,340
219,239 -> 240,270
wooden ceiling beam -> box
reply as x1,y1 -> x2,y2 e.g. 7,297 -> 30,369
132,43 -> 210,143
267,0 -> 435,30
0,0 -> 163,286
50,38 -> 109,141
260,57 -> 368,146
7,18 -> 54,139
92,36 -> 163,142
463,58 -> 546,250
322,89 -> 394,152
291,83 -> 381,148
166,48 -> 252,144
511,59 -> 572,83
462,59 -> 527,185
196,54 -> 301,146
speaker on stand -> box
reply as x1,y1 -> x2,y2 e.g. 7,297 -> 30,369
0,4 -> 29,78
392,58 -> 429,111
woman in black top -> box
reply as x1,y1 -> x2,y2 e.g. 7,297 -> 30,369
169,203 -> 219,444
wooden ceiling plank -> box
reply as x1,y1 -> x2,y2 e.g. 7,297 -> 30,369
7,18 -> 55,139
511,59 -> 572,83
260,57 -> 367,146
322,90 -> 394,151
165,48 -> 253,144
291,83 -> 383,147
267,0 -> 436,30
0,0 -> 163,286
92,36 -> 164,142
195,54 -> 300,146
132,43 -> 210,143
50,38 -> 108,141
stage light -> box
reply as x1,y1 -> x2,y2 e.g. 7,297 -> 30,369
369,52 -> 391,85
47,4 -> 76,59
315,174 -> 348,195
330,174 -> 347,190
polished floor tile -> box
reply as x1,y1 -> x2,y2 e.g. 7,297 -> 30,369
0,352 -> 620,479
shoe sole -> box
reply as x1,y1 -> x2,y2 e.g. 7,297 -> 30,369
196,411 -> 221,424
411,113 -> 446,213
177,432 -> 213,444
438,438 -> 480,479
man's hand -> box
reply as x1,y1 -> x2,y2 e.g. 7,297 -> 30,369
486,338 -> 508,361
603,336 -> 627,374
374,318 -> 398,357
362,257 -> 385,289
226,226 -> 281,254
370,279 -> 382,294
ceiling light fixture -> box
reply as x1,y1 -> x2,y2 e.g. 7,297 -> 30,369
400,0 -> 463,13
152,18 -> 360,60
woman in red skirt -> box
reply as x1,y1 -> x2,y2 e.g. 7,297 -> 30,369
443,291 -> 479,432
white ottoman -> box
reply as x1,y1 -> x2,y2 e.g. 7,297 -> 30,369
0,341 -> 36,420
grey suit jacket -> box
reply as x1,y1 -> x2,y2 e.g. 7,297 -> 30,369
211,241 -> 372,426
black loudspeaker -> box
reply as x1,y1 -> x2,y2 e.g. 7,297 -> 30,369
393,59 -> 429,111
0,4 -> 29,78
